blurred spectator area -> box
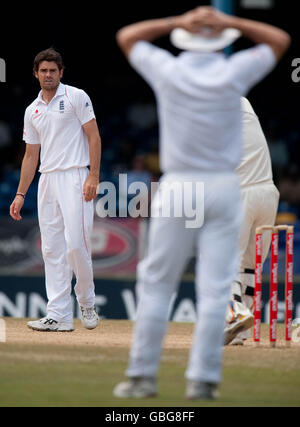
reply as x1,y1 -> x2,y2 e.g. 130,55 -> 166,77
0,99 -> 299,222
0,101 -> 161,217
0,166 -> 39,216
0,0 -> 299,222
263,118 -> 300,223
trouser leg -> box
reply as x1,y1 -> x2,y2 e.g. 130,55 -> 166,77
126,215 -> 195,378
56,168 -> 96,309
38,174 -> 73,322
239,184 -> 280,315
186,176 -> 242,383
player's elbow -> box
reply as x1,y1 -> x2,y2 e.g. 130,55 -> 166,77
272,31 -> 291,60
24,147 -> 40,166
281,31 -> 292,52
116,28 -> 128,50
116,27 -> 135,58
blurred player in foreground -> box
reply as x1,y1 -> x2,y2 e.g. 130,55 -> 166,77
225,97 -> 280,345
114,7 -> 290,400
10,48 -> 101,332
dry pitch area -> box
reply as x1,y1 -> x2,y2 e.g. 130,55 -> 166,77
0,318 -> 300,407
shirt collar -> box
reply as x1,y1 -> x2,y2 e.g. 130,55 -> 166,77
37,82 -> 65,103
178,51 -> 225,65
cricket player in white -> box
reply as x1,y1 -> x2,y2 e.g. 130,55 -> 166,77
10,48 -> 102,332
226,97 -> 280,345
113,7 -> 290,401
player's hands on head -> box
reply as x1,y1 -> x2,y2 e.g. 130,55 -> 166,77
10,196 -> 24,221
178,6 -> 231,36
83,175 -> 99,202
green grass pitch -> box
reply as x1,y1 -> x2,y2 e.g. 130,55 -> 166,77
0,319 -> 299,407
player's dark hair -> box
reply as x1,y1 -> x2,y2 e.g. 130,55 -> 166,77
33,47 -> 65,74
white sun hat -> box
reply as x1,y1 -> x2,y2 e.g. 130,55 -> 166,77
170,27 -> 242,53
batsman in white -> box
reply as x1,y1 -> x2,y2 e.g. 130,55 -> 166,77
114,7 -> 290,400
10,48 -> 102,332
225,97 -> 280,345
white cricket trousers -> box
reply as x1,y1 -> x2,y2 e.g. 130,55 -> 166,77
234,182 -> 280,318
38,167 -> 95,323
126,172 -> 242,384
239,182 -> 280,271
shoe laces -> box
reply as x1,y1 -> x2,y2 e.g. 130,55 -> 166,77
81,306 -> 97,320
42,318 -> 58,325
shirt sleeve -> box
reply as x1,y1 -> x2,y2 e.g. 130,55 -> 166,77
74,90 -> 96,126
129,41 -> 175,92
228,44 -> 277,94
23,107 -> 40,145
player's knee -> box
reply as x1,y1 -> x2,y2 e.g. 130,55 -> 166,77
199,278 -> 232,303
67,245 -> 89,261
41,244 -> 56,259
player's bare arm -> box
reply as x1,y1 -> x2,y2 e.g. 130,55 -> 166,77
116,7 -> 218,58
116,6 -> 290,61
10,144 -> 40,221
197,8 -> 291,60
82,118 -> 101,202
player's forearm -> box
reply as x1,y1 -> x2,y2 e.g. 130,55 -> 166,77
17,154 -> 39,195
116,17 -> 176,57
225,15 -> 291,60
88,135 -> 101,180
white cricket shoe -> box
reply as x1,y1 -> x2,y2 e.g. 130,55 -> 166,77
27,317 -> 74,332
224,300 -> 254,346
80,306 -> 99,330
186,380 -> 219,401
230,337 -> 246,346
224,312 -> 254,346
113,377 -> 157,399
230,329 -> 251,346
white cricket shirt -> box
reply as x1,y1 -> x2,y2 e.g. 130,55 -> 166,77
23,83 -> 96,173
237,97 -> 274,187
129,42 -> 276,174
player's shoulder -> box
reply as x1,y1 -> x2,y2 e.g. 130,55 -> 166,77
64,84 -> 88,99
26,92 -> 41,109
130,40 -> 174,65
64,84 -> 91,107
24,95 -> 40,117
241,97 -> 258,119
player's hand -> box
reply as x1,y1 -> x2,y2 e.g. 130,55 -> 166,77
83,175 -> 99,202
178,6 -> 230,35
10,196 -> 24,221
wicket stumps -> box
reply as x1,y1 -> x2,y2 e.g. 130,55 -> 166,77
254,225 -> 294,347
